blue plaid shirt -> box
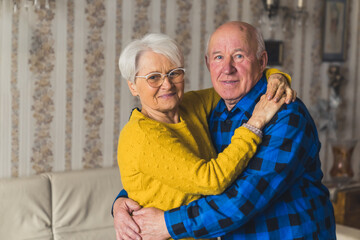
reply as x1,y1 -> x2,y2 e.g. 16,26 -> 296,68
164,76 -> 336,239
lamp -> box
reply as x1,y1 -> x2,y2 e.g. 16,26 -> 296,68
12,0 -> 52,13
263,0 -> 280,18
261,0 -> 308,32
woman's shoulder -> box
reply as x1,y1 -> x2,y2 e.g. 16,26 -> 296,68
180,88 -> 220,117
181,88 -> 219,108
182,87 -> 217,102
120,109 -> 164,140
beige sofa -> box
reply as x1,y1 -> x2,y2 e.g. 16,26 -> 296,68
1,167 -> 360,240
0,167 -> 122,240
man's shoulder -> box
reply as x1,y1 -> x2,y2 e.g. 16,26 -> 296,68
266,98 -> 317,132
277,98 -> 311,118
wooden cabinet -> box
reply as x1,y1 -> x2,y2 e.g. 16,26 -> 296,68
330,184 -> 360,229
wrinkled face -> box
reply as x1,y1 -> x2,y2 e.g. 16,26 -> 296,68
128,51 -> 184,116
206,23 -> 267,109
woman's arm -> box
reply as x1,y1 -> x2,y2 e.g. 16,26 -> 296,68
266,69 -> 296,104
183,68 -> 295,119
119,97 -> 285,196
118,122 -> 259,195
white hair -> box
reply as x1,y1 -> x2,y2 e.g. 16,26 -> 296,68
254,27 -> 266,59
118,33 -> 184,83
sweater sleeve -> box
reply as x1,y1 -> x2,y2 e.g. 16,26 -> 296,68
265,68 -> 292,84
184,68 -> 292,121
119,124 -> 261,195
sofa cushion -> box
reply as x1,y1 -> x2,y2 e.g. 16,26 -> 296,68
336,224 -> 360,240
52,227 -> 116,240
0,174 -> 53,240
51,167 -> 122,240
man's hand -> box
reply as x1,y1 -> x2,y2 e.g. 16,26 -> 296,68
113,198 -> 142,240
267,73 -> 297,104
132,207 -> 170,240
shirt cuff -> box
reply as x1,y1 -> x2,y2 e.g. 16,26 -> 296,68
164,206 -> 191,239
111,189 -> 128,217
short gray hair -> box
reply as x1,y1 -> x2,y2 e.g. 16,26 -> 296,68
254,27 -> 266,59
119,33 -> 184,83
205,26 -> 266,60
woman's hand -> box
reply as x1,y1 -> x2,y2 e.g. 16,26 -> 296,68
247,94 -> 286,130
267,73 -> 297,104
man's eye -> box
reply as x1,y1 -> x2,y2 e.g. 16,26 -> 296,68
235,54 -> 243,59
215,56 -> 223,60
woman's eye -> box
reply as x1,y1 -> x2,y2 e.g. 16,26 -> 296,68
148,74 -> 160,80
169,71 -> 180,77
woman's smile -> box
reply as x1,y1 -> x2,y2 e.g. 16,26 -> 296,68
158,92 -> 176,99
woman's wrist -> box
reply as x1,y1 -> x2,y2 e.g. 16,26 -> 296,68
246,117 -> 265,130
242,122 -> 263,138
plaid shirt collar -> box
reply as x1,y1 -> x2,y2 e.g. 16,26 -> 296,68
216,74 -> 267,118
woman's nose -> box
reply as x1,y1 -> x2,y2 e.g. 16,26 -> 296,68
160,75 -> 173,89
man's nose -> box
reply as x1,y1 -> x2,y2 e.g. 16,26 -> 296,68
222,57 -> 236,74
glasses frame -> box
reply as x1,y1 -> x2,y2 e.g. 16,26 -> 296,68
135,67 -> 186,88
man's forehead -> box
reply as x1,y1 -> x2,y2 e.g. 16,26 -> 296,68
210,47 -> 247,55
209,33 -> 251,53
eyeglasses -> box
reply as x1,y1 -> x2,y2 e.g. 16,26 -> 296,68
135,68 -> 185,88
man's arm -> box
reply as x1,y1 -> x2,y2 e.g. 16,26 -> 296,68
111,189 -> 127,216
132,208 -> 170,240
111,189 -> 128,213
163,103 -> 318,239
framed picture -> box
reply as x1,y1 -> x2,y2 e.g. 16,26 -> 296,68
265,40 -> 283,66
322,0 -> 348,62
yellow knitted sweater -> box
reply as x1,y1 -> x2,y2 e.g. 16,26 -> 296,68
117,69 -> 290,213
118,87 -> 262,212
117,69 -> 289,240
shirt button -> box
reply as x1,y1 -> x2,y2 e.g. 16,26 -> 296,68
225,119 -> 232,125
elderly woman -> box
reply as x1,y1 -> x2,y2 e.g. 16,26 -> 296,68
116,32 -> 293,219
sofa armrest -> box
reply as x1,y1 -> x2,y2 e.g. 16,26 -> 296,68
50,167 -> 122,239
0,175 -> 52,240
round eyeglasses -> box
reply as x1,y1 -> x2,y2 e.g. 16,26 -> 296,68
135,68 -> 185,88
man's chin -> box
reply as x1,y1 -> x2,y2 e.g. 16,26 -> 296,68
218,89 -> 242,99
222,95 -> 243,108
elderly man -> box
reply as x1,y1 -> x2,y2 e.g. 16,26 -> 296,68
114,21 -> 336,240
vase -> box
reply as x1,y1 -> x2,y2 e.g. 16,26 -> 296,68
329,139 -> 357,185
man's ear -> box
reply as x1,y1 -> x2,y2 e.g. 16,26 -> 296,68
259,51 -> 268,71
127,80 -> 138,97
205,55 -> 210,70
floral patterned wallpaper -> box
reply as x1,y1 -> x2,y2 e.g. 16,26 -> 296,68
29,1 -> 56,173
83,0 -> 105,168
65,0 -> 74,170
10,4 -> 20,177
0,0 -> 359,180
